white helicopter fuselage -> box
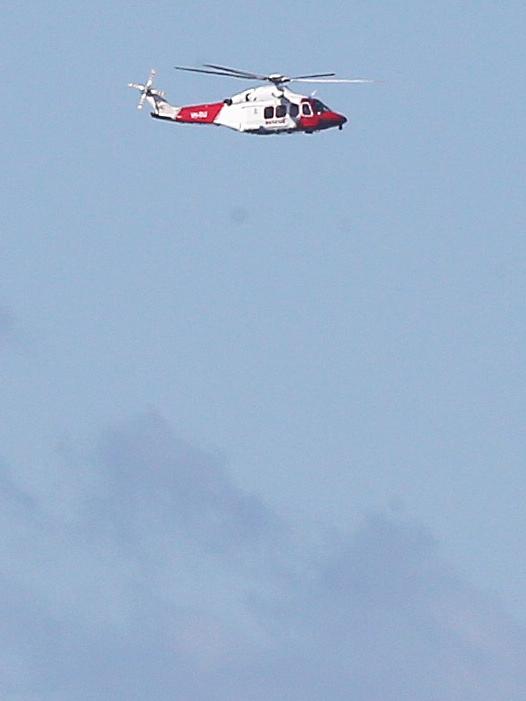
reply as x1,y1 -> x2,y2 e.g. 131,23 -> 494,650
141,83 -> 347,135
218,86 -> 300,132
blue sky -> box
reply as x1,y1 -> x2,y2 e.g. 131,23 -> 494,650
1,2 -> 526,698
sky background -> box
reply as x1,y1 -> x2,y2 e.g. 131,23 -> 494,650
1,1 -> 526,698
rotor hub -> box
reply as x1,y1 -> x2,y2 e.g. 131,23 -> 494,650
267,73 -> 289,85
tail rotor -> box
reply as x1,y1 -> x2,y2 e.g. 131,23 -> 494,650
128,69 -> 164,109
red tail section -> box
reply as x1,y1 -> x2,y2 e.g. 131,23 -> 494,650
176,102 -> 224,124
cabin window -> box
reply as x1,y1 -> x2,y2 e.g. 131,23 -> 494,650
302,103 -> 313,116
289,103 -> 299,117
264,106 -> 274,119
275,104 -> 287,118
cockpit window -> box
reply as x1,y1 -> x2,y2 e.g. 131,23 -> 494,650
311,99 -> 329,114
302,102 -> 313,116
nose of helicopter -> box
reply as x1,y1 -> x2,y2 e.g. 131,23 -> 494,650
323,111 -> 347,130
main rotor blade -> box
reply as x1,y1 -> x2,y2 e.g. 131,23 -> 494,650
293,78 -> 377,83
202,63 -> 266,79
174,65 -> 256,79
289,72 -> 336,80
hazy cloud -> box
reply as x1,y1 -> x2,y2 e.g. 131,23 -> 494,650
1,413 -> 525,700
96,413 -> 282,555
262,515 -> 526,700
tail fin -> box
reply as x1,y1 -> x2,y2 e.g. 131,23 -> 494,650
128,69 -> 180,120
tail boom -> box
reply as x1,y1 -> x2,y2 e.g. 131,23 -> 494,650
128,70 -> 226,127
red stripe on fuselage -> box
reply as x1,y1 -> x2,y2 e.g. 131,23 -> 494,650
176,102 -> 224,124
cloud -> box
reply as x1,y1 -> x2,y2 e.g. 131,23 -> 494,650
1,413 -> 525,700
96,413 -> 282,555
262,515 -> 526,701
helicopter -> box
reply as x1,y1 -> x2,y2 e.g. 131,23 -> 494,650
128,64 -> 374,136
